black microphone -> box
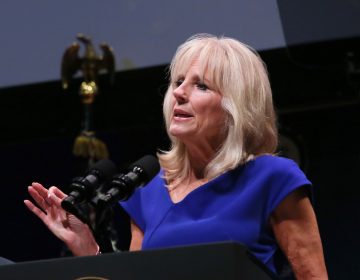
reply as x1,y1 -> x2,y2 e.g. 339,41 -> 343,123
94,155 -> 160,210
61,158 -> 117,215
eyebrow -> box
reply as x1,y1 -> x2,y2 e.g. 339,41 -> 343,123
174,70 -> 211,85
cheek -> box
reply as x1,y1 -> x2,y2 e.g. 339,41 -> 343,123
203,98 -> 224,118
210,111 -> 226,131
199,103 -> 226,129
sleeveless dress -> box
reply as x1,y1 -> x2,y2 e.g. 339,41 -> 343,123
120,155 -> 312,275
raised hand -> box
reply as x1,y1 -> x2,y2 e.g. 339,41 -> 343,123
24,182 -> 99,256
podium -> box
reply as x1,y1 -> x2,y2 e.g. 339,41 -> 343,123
0,242 -> 276,280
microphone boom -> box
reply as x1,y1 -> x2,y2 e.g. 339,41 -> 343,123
94,155 -> 160,210
61,159 -> 117,216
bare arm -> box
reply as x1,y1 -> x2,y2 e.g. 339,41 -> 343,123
129,220 -> 144,251
270,187 -> 328,280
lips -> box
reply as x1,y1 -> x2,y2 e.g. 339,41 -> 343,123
173,108 -> 194,118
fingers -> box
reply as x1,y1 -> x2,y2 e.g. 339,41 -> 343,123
27,185 -> 50,212
47,186 -> 72,223
24,199 -> 47,222
27,183 -> 66,216
49,186 -> 67,200
48,187 -> 66,207
31,182 -> 49,199
26,182 -> 86,232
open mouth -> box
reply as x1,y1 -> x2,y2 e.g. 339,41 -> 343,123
174,113 -> 192,118
173,109 -> 193,119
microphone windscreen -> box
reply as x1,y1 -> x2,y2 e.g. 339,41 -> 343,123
90,158 -> 117,180
131,155 -> 160,180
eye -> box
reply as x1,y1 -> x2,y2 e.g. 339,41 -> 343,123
196,82 -> 209,91
174,79 -> 183,88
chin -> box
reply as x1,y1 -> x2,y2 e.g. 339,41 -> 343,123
169,129 -> 192,140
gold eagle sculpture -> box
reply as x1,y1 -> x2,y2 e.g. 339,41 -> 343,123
61,33 -> 115,102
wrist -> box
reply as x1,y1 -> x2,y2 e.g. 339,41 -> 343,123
67,225 -> 100,256
69,240 -> 99,256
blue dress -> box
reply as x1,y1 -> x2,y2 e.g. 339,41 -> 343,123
120,155 -> 311,275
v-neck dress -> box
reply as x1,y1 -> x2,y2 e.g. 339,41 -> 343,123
119,155 -> 312,274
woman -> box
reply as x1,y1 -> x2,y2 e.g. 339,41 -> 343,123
25,34 -> 328,279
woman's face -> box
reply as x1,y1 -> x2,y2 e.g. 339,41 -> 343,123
168,61 -> 227,149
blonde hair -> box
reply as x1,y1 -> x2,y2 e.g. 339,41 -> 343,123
158,34 -> 278,184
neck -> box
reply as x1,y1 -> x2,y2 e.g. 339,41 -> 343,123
169,167 -> 209,194
184,143 -> 217,180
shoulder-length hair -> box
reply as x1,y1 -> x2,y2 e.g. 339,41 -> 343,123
158,34 -> 278,184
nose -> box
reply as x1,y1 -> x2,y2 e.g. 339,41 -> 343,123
173,82 -> 188,104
